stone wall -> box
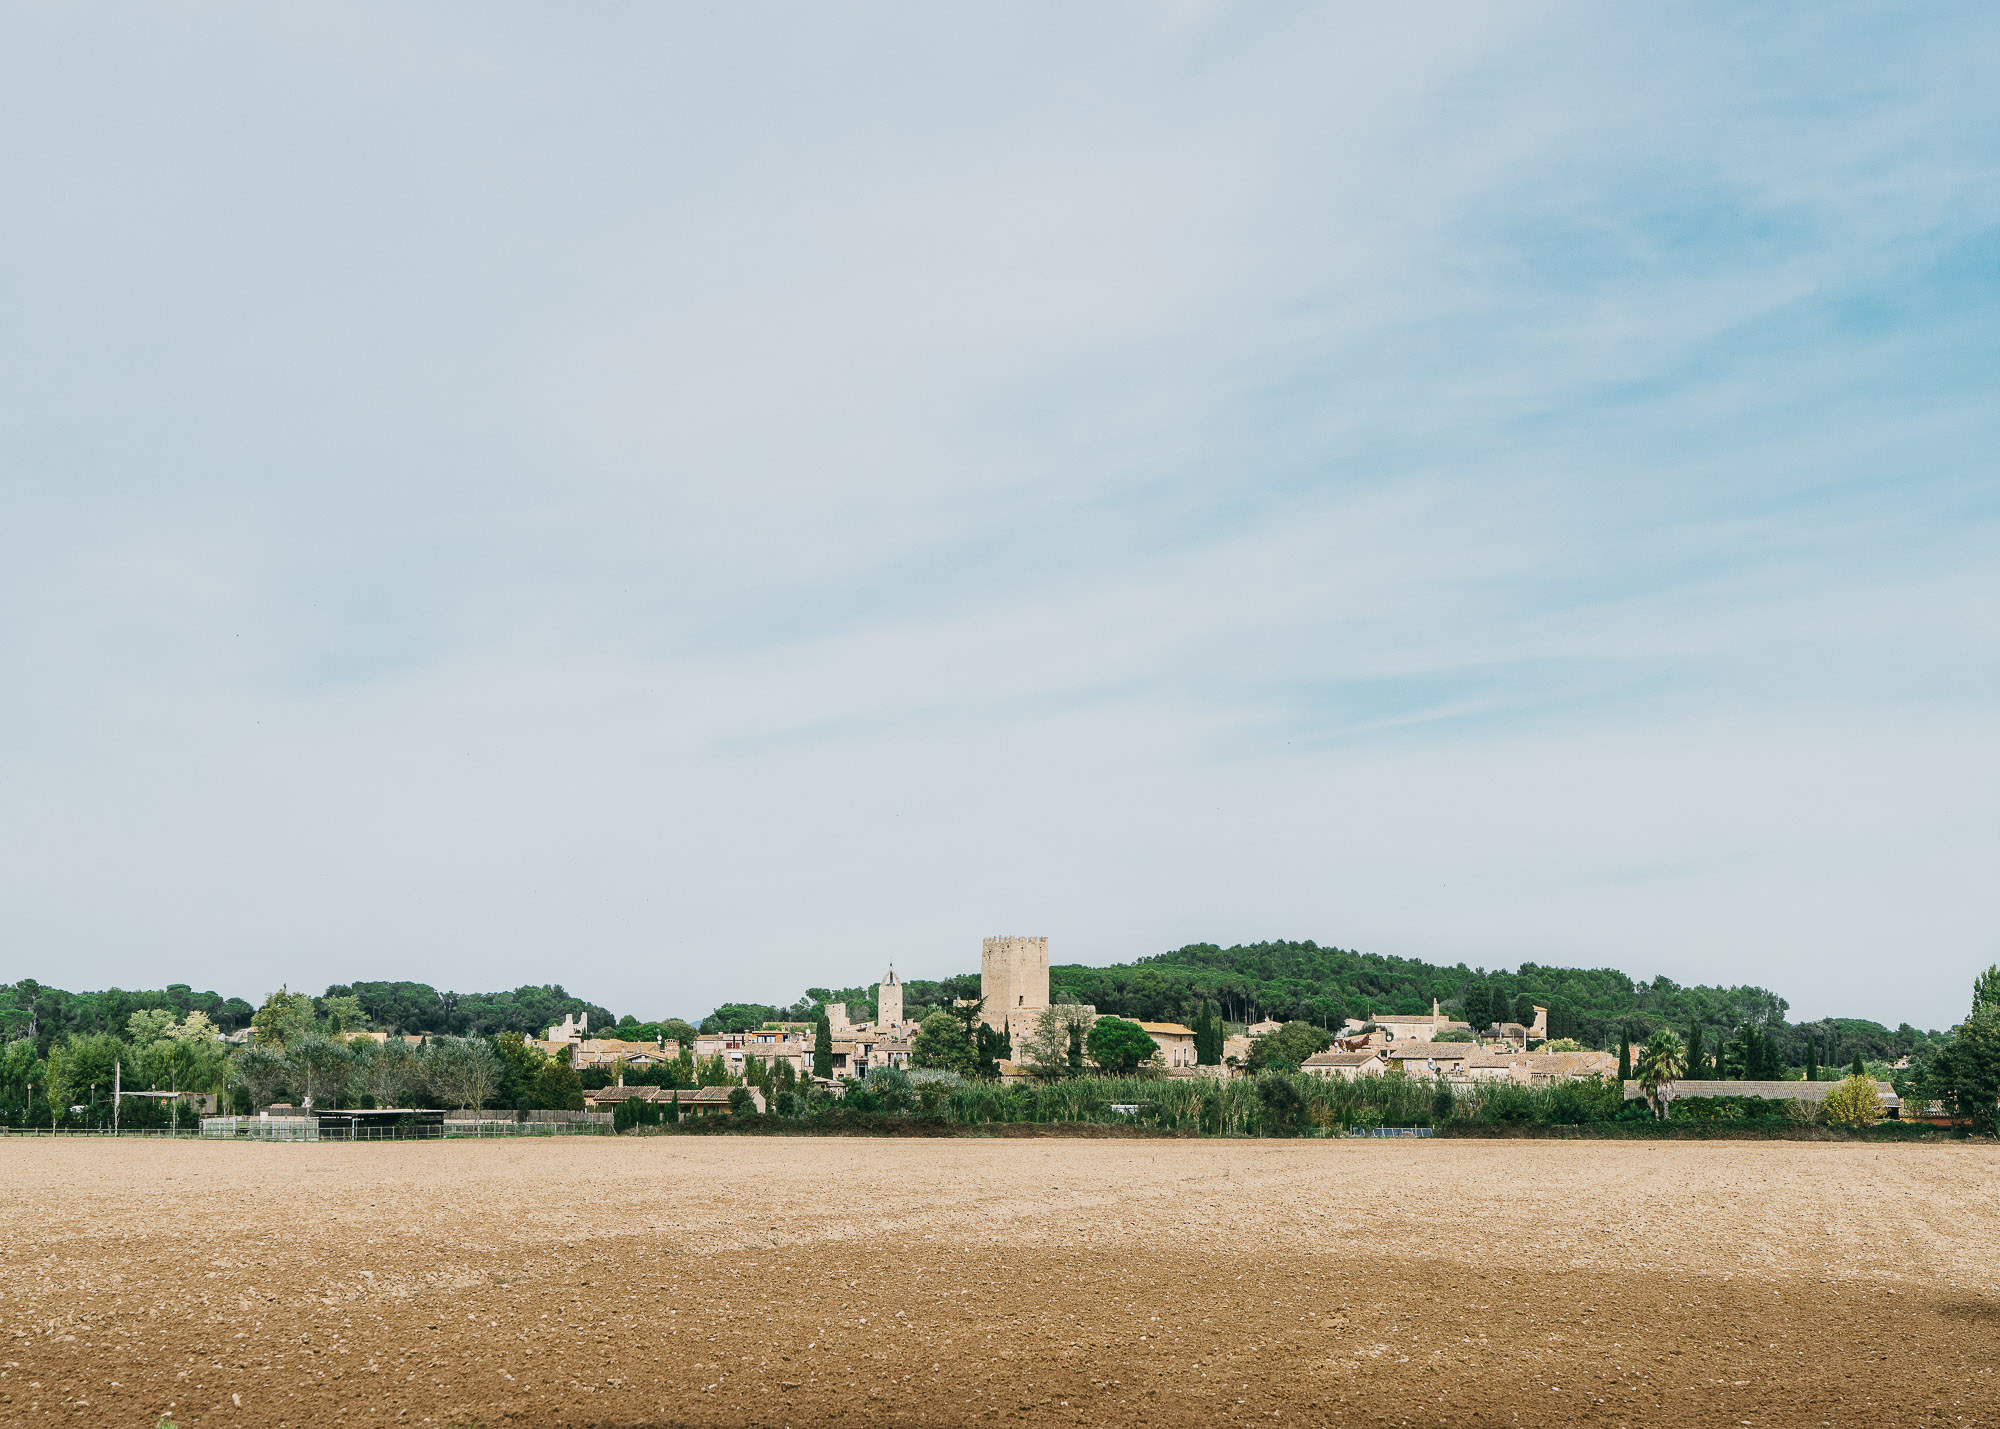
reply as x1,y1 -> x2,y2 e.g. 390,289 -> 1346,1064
980,935 -> 1049,1041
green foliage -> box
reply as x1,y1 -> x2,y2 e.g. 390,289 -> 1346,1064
0,979 -> 254,1055
704,1003 -> 784,1035
349,1039 -> 421,1108
1047,942 -> 1795,1053
1193,1004 -> 1224,1066
252,988 -> 319,1048
1086,1016 -> 1160,1074
1635,1028 -> 1688,1117
1821,1074 -> 1884,1129
232,1044 -> 290,1109
0,1038 -> 48,1125
323,981 -> 614,1038
1256,1073 -> 1308,1135
1244,1020 -> 1332,1072
727,1087 -> 755,1115
54,1032 -> 125,1112
283,1035 -> 353,1108
419,1036 -> 503,1110
613,1096 -> 673,1131
813,1008 -> 834,1080
535,1054 -> 585,1111
321,994 -> 366,1034
912,1009 -> 976,1075
1931,1003 -> 2000,1134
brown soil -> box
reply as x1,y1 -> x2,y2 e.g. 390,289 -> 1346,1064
4,1138 -> 1996,1427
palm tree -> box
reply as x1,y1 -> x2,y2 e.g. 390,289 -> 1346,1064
1635,1029 -> 1689,1119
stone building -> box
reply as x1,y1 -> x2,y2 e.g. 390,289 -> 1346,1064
1135,1021 -> 1199,1070
1302,1049 -> 1388,1080
981,935 -> 1050,1047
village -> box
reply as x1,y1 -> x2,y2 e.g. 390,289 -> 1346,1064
529,936 -> 1767,1121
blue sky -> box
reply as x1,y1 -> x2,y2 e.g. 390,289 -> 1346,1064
1,5 -> 1995,1028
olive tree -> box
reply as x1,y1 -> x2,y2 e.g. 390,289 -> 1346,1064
283,1035 -> 352,1109
1020,1005 -> 1098,1078
350,1040 -> 421,1107
422,1037 -> 502,1111
231,1044 -> 290,1109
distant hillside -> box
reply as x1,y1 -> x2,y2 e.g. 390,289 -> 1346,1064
0,978 -> 612,1054
1046,941 -> 1935,1067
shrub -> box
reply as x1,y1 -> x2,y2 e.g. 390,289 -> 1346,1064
1472,1081 -> 1537,1125
1822,1074 -> 1884,1129
1256,1073 -> 1306,1136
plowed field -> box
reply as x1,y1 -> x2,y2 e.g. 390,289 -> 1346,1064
4,1136 -> 1996,1427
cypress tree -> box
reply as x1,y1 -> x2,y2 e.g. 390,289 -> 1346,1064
1687,1023 -> 1705,1081
813,1009 -> 833,1081
1851,1052 -> 1865,1078
1617,1028 -> 1631,1081
1066,1022 -> 1084,1076
1803,1038 -> 1817,1082
1464,982 -> 1490,1033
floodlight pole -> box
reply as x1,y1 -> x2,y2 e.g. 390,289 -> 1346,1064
113,1060 -> 121,1136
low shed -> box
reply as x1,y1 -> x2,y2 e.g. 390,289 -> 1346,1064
1623,1079 -> 1900,1117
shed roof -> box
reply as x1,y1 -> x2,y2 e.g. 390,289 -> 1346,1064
1622,1078 -> 1899,1106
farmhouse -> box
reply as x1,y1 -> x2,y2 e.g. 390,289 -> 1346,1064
1135,1021 -> 1199,1069
1301,1050 -> 1386,1080
681,1085 -> 767,1116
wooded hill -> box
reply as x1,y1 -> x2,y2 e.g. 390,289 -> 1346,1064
1044,941 -> 1937,1067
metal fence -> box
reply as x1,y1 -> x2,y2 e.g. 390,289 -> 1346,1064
0,1127 -> 204,1138
444,1115 -> 611,1137
202,1116 -> 320,1141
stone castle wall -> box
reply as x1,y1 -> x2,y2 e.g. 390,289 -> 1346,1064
981,935 -> 1049,1038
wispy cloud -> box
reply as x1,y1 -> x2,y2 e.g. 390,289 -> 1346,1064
1,4 -> 1995,1026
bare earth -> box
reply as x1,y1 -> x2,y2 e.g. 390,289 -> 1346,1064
4,1137 -> 1998,1428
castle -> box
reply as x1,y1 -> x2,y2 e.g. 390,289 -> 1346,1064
980,934 -> 1050,1047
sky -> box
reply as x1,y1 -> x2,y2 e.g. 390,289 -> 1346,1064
1,4 -> 1996,1030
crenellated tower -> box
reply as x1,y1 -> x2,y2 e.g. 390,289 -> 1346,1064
980,935 -> 1049,1043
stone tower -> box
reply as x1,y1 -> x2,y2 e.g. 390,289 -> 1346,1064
878,967 -> 904,1029
980,935 -> 1049,1040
